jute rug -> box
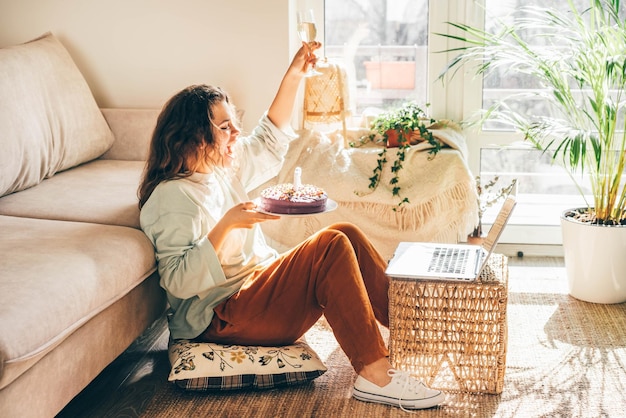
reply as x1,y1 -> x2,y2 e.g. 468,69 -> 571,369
140,259 -> 626,417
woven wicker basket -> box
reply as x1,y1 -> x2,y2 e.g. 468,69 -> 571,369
388,253 -> 508,394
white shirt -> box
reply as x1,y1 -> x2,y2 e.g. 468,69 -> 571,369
140,114 -> 295,339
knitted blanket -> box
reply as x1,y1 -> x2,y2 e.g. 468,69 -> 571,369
251,125 -> 478,260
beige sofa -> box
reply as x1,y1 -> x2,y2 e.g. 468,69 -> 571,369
0,33 -> 166,417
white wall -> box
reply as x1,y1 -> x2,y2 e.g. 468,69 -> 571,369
0,0 -> 294,129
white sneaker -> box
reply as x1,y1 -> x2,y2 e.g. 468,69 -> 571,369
352,369 -> 445,410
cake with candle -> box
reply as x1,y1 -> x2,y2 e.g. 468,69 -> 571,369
257,167 -> 328,214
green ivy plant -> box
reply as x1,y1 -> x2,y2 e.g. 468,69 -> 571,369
351,101 -> 442,209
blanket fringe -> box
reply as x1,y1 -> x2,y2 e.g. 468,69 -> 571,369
339,181 -> 478,234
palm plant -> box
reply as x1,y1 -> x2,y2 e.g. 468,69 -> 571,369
438,0 -> 626,225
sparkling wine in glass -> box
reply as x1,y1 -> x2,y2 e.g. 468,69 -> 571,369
297,9 -> 322,77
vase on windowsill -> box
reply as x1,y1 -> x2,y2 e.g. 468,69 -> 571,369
468,175 -> 517,246
467,228 -> 487,245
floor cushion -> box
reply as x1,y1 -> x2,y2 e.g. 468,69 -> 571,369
168,339 -> 327,391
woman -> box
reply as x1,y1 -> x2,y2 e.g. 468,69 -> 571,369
138,43 -> 444,411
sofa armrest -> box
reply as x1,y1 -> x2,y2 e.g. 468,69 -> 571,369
100,108 -> 160,161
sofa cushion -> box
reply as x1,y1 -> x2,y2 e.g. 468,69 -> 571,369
168,339 -> 327,391
0,32 -> 115,197
0,215 -> 157,390
0,160 -> 144,228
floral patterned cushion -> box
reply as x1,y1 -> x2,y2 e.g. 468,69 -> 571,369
168,339 -> 327,391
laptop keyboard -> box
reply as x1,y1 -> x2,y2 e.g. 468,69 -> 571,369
428,247 -> 470,274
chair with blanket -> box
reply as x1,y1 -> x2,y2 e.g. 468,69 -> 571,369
252,124 -> 478,261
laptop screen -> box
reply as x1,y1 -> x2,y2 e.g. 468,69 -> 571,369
478,196 -> 517,275
482,196 -> 517,253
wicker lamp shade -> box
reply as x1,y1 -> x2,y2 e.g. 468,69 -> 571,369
302,61 -> 350,136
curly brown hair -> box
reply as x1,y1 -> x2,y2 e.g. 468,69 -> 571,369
138,84 -> 231,209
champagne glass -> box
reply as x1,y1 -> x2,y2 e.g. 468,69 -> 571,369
297,9 -> 322,77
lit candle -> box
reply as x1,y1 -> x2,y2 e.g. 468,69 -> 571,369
294,167 -> 302,189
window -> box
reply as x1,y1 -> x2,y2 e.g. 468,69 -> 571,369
324,0 -> 429,114
322,0 -> 624,250
477,1 -> 589,244
477,0 -> 626,246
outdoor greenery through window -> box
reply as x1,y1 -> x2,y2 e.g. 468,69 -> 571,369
324,0 -> 429,115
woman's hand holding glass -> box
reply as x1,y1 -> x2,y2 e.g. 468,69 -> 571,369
293,41 -> 321,77
297,9 -> 322,77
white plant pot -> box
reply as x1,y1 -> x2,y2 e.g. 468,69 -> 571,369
561,210 -> 626,304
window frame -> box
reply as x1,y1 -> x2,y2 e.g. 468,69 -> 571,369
314,0 -> 567,251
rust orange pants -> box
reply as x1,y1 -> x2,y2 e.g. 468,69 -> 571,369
199,222 -> 390,373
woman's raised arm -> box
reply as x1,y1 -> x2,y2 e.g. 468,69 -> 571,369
266,41 -> 321,130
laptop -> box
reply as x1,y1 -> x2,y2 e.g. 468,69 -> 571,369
385,195 -> 516,282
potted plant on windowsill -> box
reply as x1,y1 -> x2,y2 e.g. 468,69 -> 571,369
438,0 -> 626,303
